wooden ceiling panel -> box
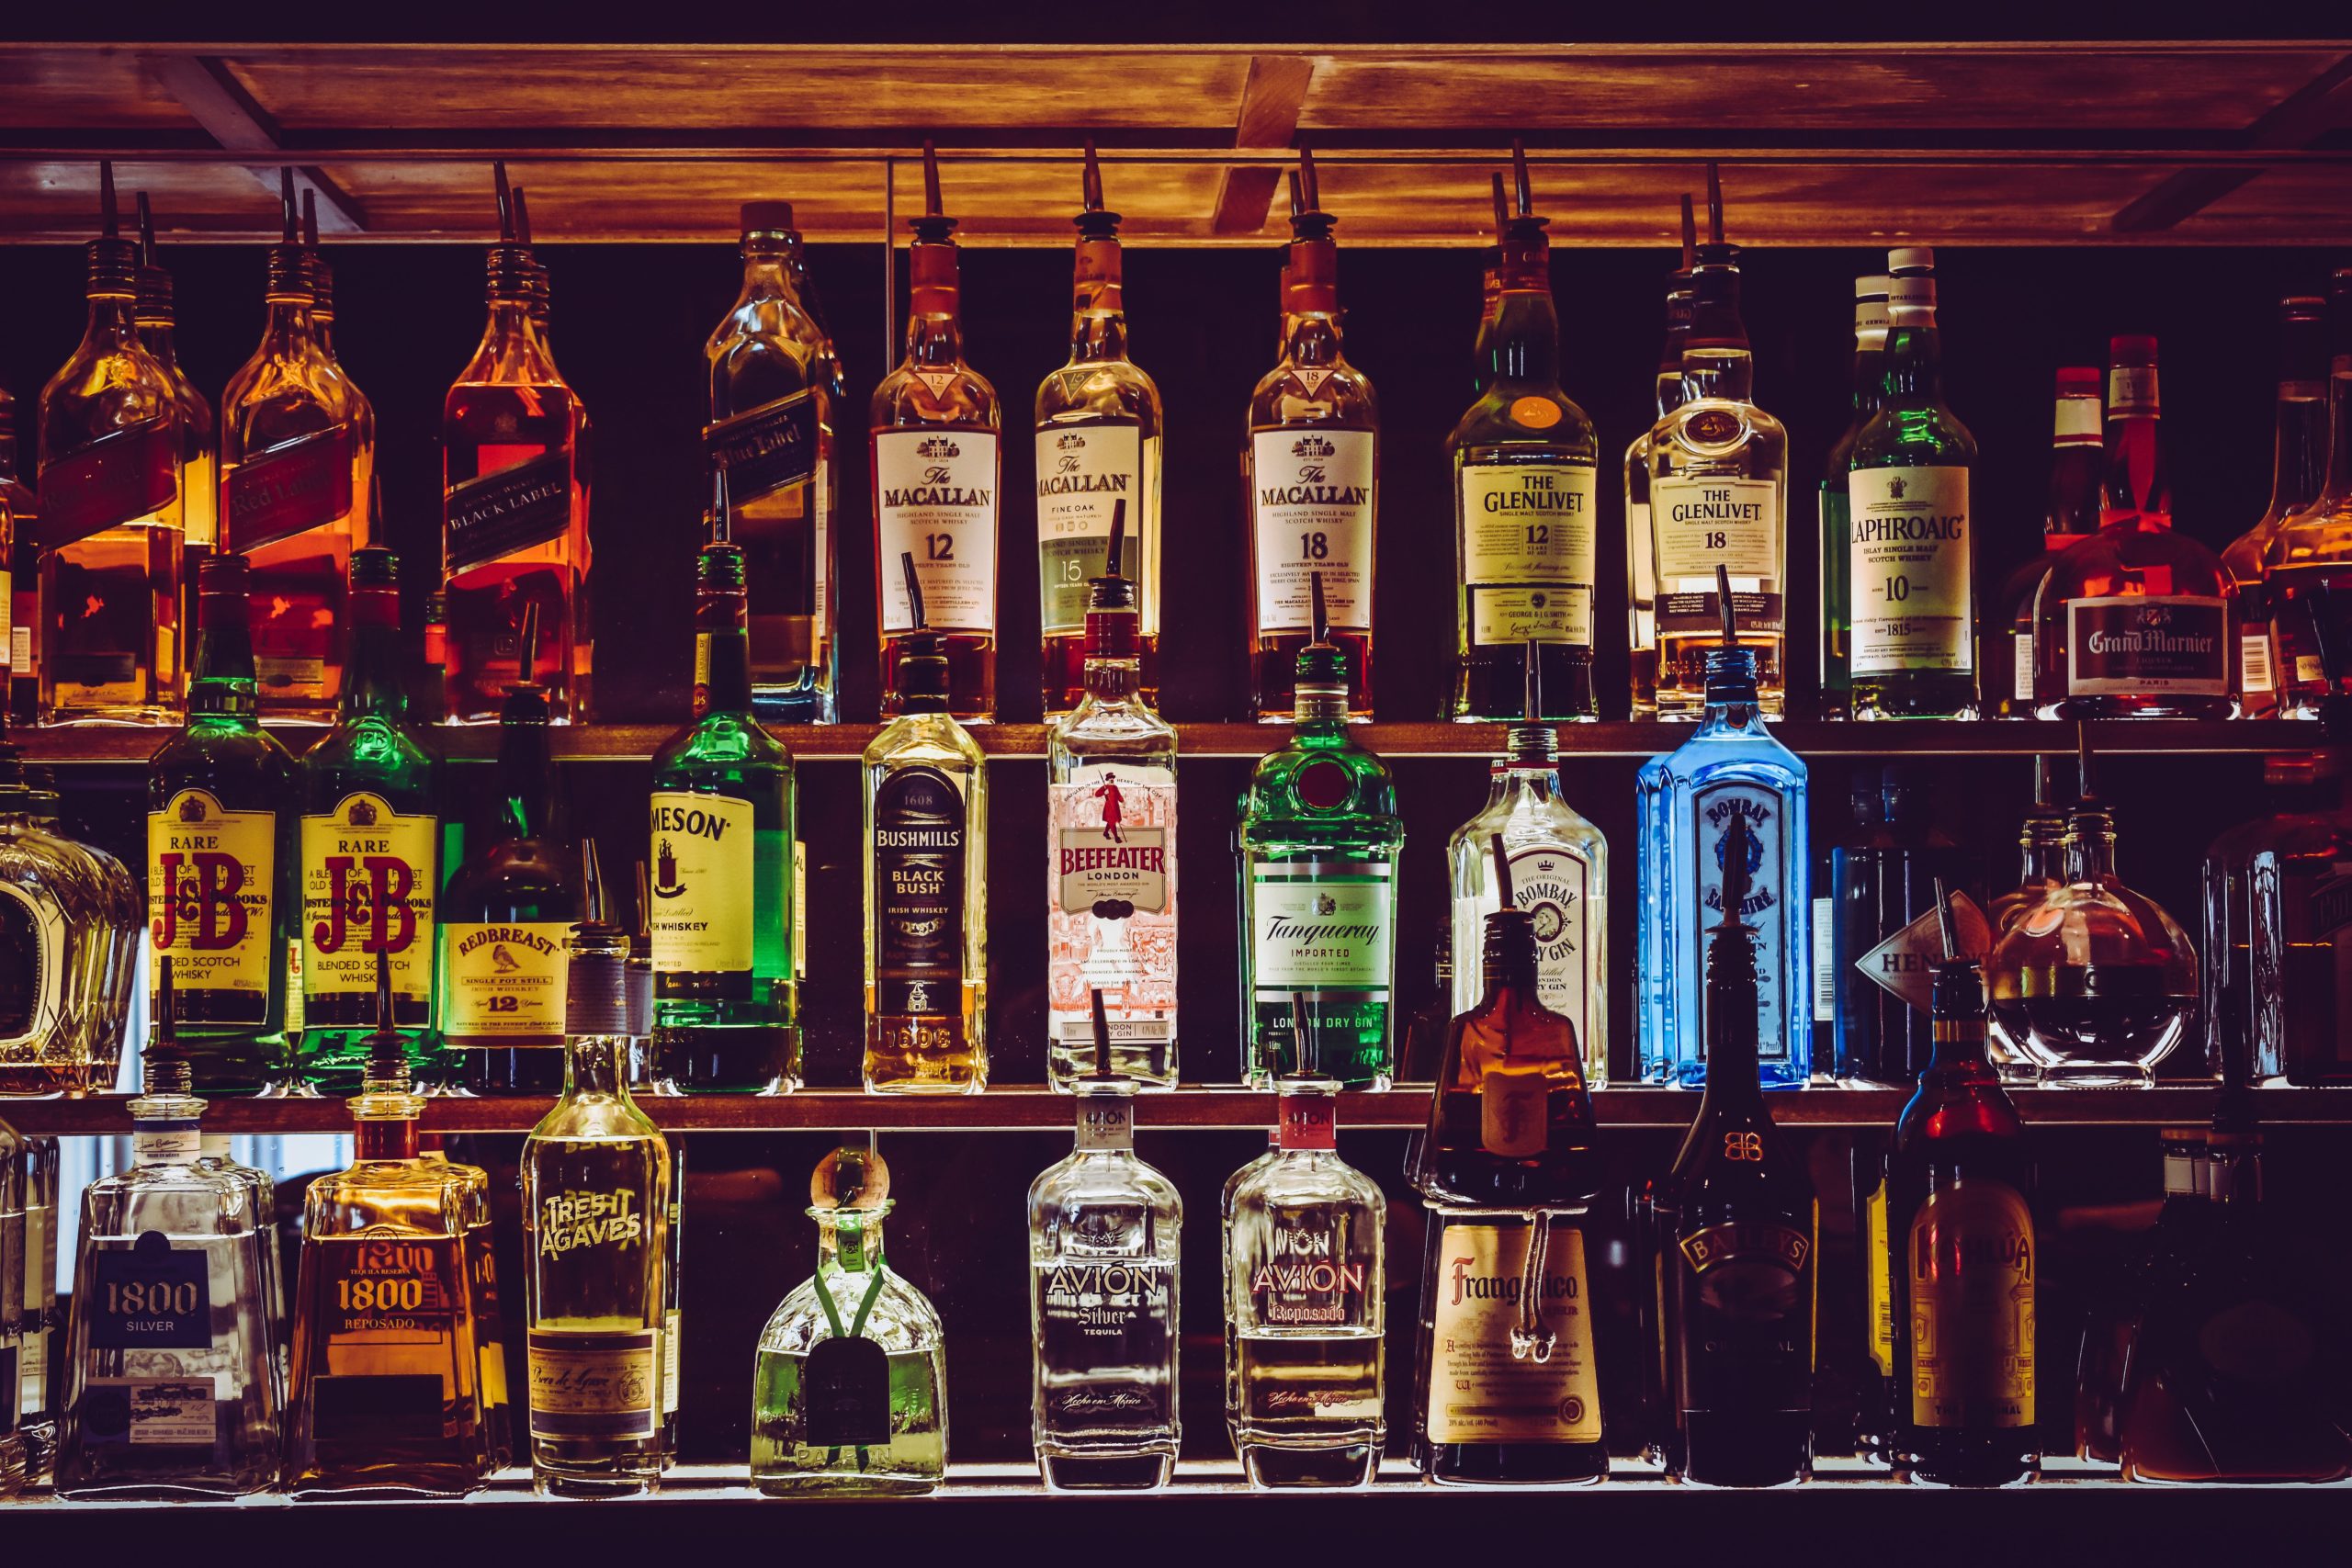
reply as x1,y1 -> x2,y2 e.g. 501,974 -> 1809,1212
0,48 -> 193,130
2167,160 -> 2352,242
0,159 -> 284,236
890,157 -> 1224,243
314,160 -> 891,242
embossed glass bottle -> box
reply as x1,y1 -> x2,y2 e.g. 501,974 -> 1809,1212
0,750 -> 131,1095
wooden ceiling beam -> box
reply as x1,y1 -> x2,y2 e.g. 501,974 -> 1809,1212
142,53 -> 368,233
1211,54 -> 1316,235
2111,51 -> 2352,233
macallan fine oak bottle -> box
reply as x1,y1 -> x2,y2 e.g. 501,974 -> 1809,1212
872,144 -> 1001,721
1038,145 -> 1162,716
1246,152 -> 1378,720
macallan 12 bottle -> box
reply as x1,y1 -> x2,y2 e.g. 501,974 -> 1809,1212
872,144 -> 1001,721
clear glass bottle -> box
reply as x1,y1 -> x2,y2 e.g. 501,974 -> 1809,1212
2271,266 -> 2352,716
1986,367 -> 2104,718
418,1134 -> 511,1471
195,1134 -> 280,1402
0,1115 -> 23,1497
57,962 -> 279,1496
1027,995 -> 1182,1489
1224,1089 -> 1385,1489
2219,296 -> 2327,718
132,193 -> 217,620
751,1145 -> 946,1495
0,748 -> 132,1095
2200,752 -> 2352,1086
521,924 -> 673,1497
1038,147 -> 1162,716
1624,197 -> 1694,719
1984,756 -> 2066,1085
16,1132 -> 59,1478
864,554 -> 988,1092
1818,273 -> 1889,716
1045,509 -> 1176,1089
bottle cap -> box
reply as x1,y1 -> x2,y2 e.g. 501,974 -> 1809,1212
1886,245 -> 1935,275
2109,333 -> 2159,365
563,922 -> 631,1037
809,1145 -> 892,1214
1854,274 -> 1891,300
2054,366 -> 2102,396
741,199 -> 795,234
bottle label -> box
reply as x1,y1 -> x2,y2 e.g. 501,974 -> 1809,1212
0,880 -> 72,1059
2064,595 -> 2227,697
2053,398 -> 2102,446
1048,767 -> 1176,1043
2109,365 -> 2158,417
87,1231 -> 212,1349
706,389 -> 820,506
441,920 -> 571,1037
39,422 -> 179,551
1848,467 -> 1972,675
300,792 -> 436,1011
1907,1179 -> 2036,1429
803,1333 -> 892,1448
78,1378 -> 218,1447
1690,784 -> 1792,1066
1650,475 -> 1778,578
1250,864 -> 1394,993
1426,1224 -> 1600,1445
131,1126 -> 202,1165
2239,628 -> 2276,694
1856,894 -> 1992,1013
1036,424 -> 1149,636
1451,844 -> 1592,1047
1810,896 -> 1835,1022
1073,1095 -> 1135,1150
148,791 -> 277,1021
1250,428 -> 1375,633
526,1328 -> 660,1439
445,448 -> 573,574
1035,1258 -> 1173,1427
1250,1222 -> 1369,1329
224,424 -> 354,553
662,1308 -> 682,1416
22,1205 -> 48,1407
1674,1217 -> 1815,1404
1459,462 -> 1598,649
1866,1180 -> 1894,1377
873,765 -> 970,1017
284,937 -> 305,1034
2012,631 -> 2036,703
319,1236 -> 463,1337
648,792 -> 755,976
875,429 -> 999,634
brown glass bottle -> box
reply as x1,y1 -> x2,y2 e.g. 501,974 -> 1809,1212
1984,368 -> 2102,718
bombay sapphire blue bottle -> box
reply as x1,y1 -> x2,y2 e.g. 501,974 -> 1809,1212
1636,636 -> 1810,1088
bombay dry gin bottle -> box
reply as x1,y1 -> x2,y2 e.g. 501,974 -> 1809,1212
706,199 -> 839,722
751,1145 -> 946,1495
441,164 -> 591,724
132,194 -> 217,600
1246,152 -> 1378,720
520,925 -> 673,1498
295,547 -> 442,1092
36,161 -> 187,724
1038,146 -> 1162,716
1448,147 -> 1600,722
1026,993 -> 1182,1490
1238,578 -> 1402,1089
1045,507 -> 1177,1089
648,541 -> 798,1094
146,553 -> 298,1095
872,145 -> 1001,721
219,170 -> 370,719
55,963 -> 279,1497
865,555 -> 989,1092
1225,1087 -> 1385,1489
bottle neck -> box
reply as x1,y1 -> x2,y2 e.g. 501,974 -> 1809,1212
2271,370 -> 2331,516
695,604 -> 754,716
906,242 -> 964,366
2017,818 -> 2068,884
84,290 -> 141,347
561,1036 -> 628,1099
2069,811 -> 2118,880
1283,309 -> 1344,367
343,588 -> 408,719
266,294 -> 320,350
495,705 -> 553,839
1849,334 -> 1886,412
1069,235 -> 1128,363
356,1113 -> 421,1163
1925,964 -> 1996,1077
137,318 -> 181,368
1483,284 -> 1560,390
1293,679 -> 1351,728
1881,315 -> 1943,403
1490,756 -> 1562,806
817,1214 -> 888,1272
1682,345 -> 1754,404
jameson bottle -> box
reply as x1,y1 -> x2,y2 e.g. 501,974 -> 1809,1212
295,547 -> 442,1091
649,541 -> 798,1094
146,554 -> 298,1095
1818,273 -> 1889,716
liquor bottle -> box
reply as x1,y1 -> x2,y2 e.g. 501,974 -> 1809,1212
56,961 -> 279,1496
751,1145 -> 947,1495
1636,571 -> 1811,1087
1653,813 -> 1818,1486
1026,992 -> 1182,1490
864,554 -> 988,1092
1448,145 -> 1600,722
1845,250 -> 1979,719
520,924 -> 673,1498
301,187 -> 376,550
2033,335 -> 2236,718
2271,267 -> 2352,716
872,144 -> 1001,721
706,198 -> 840,722
1639,169 -> 1789,718
132,194 -> 217,602
1887,930 -> 2039,1487
1238,578 -> 1402,1089
442,163 -> 591,725
1038,145 -> 1162,716
658,1138 -> 684,1461
1827,766 -> 1981,1086
1045,507 -> 1177,1089
1818,274 -> 1890,717
13,768 -> 141,1094
649,539 -> 799,1094
2073,1124 -> 2199,1466
294,547 -> 441,1090
36,161 -> 187,724
219,171 -> 367,719
0,384 -> 38,725
2219,296 -> 2327,719
1224,1087 -> 1385,1488
443,604 -> 583,1095
195,1134 -> 282,1399
285,956 -> 493,1495
1468,174 -> 1506,399
1447,647 -> 1607,1084
1246,152 -> 1378,720
417,1133 -> 511,1471
17,1132 -> 58,1477
1624,195 -> 1696,719
0,749 -> 138,1094
2199,752 -> 2352,1085
1982,758 -> 2067,1085
146,553 -> 299,1095
1985,367 -> 2103,718
0,1117 -> 23,1497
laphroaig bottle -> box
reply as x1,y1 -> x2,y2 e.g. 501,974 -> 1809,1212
1818,274 -> 1889,716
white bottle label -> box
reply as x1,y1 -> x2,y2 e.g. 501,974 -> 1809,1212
132,1128 -> 203,1165
1691,783 -> 1793,1067
1249,864 -> 1394,995
1650,475 -> 1778,579
1250,428 -> 1375,632
1848,466 -> 1973,675
1035,424 -> 1149,637
1451,844 -> 1593,1050
1424,1224 -> 1600,1445
1047,765 -> 1177,1046
1460,463 -> 1598,648
875,428 -> 999,634
1811,896 -> 1836,1023
2240,628 -> 2276,694
648,792 -> 755,976
2012,631 -> 2036,703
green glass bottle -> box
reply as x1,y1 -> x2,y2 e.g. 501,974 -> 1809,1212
650,537 -> 798,1093
1238,575 -> 1403,1089
295,546 -> 444,1091
145,553 -> 299,1094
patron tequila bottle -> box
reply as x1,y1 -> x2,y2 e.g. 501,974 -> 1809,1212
2271,267 -> 2352,716
751,1145 -> 946,1495
1818,274 -> 1889,716
1038,145 -> 1162,716
1046,508 -> 1177,1089
706,200 -> 839,722
133,194 -> 217,607
146,553 -> 298,1095
1246,152 -> 1378,720
649,541 -> 798,1094
2219,296 -> 2325,718
872,145 -> 1000,720
1985,367 -> 2102,717
1623,195 -> 1695,719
